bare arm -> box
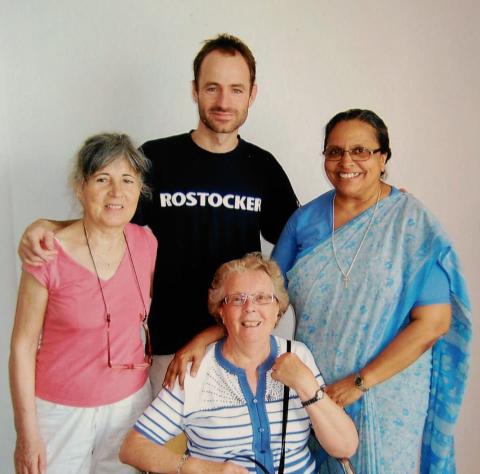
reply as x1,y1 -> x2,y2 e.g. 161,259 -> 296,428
18,219 -> 75,266
163,325 -> 225,390
272,353 -> 358,459
326,303 -> 451,407
9,272 -> 49,474
120,430 -> 248,474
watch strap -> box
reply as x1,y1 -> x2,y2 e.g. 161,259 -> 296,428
354,372 -> 369,392
301,386 -> 325,407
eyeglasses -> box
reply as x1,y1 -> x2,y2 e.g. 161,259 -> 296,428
106,312 -> 153,369
323,146 -> 382,161
222,292 -> 278,306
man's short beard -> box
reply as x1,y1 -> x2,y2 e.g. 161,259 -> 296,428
198,106 -> 249,135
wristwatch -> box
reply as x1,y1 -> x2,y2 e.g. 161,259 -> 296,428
354,373 -> 369,392
301,386 -> 325,407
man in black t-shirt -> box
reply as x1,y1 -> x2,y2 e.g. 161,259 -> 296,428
135,34 -> 298,391
18,34 -> 298,393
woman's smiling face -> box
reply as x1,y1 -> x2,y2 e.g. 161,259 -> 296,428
218,270 -> 279,346
324,119 -> 387,200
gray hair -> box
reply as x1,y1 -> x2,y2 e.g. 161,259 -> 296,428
208,252 -> 289,325
71,133 -> 151,198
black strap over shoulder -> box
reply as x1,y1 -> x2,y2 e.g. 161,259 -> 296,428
278,340 -> 291,474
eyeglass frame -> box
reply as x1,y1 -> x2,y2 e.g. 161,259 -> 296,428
323,146 -> 382,161
221,292 -> 278,306
106,312 -> 153,369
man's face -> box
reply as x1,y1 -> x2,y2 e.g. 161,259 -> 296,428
193,50 -> 257,135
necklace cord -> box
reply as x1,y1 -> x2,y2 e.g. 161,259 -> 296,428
331,185 -> 382,288
82,222 -> 150,366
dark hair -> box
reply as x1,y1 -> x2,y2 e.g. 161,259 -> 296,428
193,33 -> 256,90
324,109 -> 392,164
71,133 -> 151,198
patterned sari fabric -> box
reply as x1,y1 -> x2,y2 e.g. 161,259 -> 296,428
280,190 -> 471,473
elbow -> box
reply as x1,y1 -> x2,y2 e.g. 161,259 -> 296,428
118,441 -> 129,466
318,418 -> 359,459
327,432 -> 359,459
118,431 -> 136,467
424,315 -> 452,350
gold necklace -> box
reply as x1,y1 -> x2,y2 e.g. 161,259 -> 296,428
331,186 -> 382,289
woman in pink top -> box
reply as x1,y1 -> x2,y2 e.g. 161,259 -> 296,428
9,133 -> 157,474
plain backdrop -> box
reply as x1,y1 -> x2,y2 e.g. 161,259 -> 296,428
1,1 -> 479,472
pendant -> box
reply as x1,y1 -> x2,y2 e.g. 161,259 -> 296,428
343,275 -> 349,288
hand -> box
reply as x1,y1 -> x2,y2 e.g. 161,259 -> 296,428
14,434 -> 47,474
271,352 -> 317,394
324,374 -> 363,407
163,337 -> 207,390
18,220 -> 57,266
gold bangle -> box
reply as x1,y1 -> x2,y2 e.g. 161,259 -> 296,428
176,453 -> 189,474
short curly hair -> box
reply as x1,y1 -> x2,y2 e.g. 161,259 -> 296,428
208,252 -> 289,325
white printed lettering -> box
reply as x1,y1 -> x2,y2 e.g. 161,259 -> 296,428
159,192 -> 261,212
186,192 -> 197,206
208,193 -> 222,207
197,192 -> 208,206
223,194 -> 234,209
160,193 -> 172,207
234,195 -> 246,210
172,192 -> 186,206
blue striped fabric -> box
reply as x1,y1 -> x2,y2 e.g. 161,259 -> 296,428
135,336 -> 323,473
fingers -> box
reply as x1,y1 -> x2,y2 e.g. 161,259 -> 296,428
163,353 -> 191,390
163,359 -> 179,390
18,231 -> 57,266
38,448 -> 46,474
42,231 -> 55,251
178,364 -> 187,390
189,356 -> 201,378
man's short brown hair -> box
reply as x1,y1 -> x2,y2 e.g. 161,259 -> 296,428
193,33 -> 256,90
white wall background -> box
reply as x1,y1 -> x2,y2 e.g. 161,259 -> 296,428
1,0 -> 478,472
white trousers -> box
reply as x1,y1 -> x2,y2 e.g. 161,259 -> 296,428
36,381 -> 152,474
149,354 -> 174,397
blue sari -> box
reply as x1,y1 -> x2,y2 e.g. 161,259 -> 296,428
273,188 -> 471,473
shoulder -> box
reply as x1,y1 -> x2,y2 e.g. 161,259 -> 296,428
140,133 -> 190,157
302,190 -> 334,212
289,190 -> 334,226
274,336 -> 312,359
239,138 -> 281,165
390,189 -> 447,233
183,343 -> 217,389
125,223 -> 157,248
22,239 -> 65,288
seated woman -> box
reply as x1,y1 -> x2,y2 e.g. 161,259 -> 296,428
9,133 -> 157,473
120,253 -> 357,473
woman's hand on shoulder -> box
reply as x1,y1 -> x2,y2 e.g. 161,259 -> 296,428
325,374 -> 363,407
14,433 -> 46,474
163,325 -> 225,390
163,341 -> 205,390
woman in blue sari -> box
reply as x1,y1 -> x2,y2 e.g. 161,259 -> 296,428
272,109 -> 471,473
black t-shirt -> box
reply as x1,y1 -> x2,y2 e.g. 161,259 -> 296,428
134,132 -> 298,354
